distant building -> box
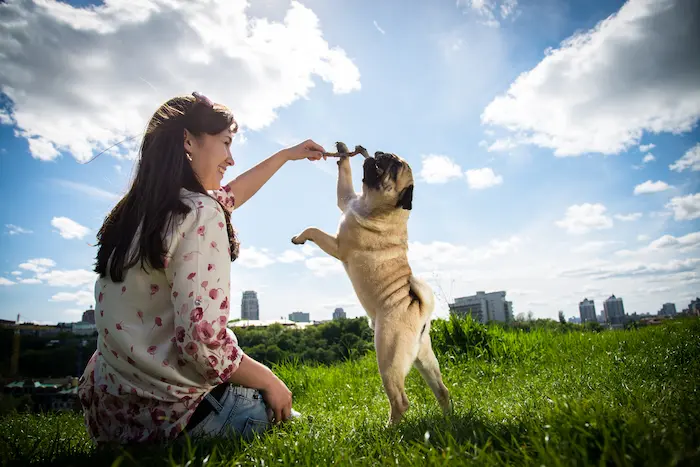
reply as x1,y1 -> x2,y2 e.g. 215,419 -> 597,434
449,291 -> 510,323
289,311 -> 310,323
568,316 -> 582,324
578,298 -> 597,323
71,322 -> 96,336
658,303 -> 677,316
241,291 -> 260,320
603,295 -> 626,325
332,308 -> 346,320
81,307 -> 95,324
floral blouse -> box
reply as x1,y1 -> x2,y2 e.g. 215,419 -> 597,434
78,186 -> 243,444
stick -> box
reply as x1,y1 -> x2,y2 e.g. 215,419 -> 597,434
323,145 -> 370,159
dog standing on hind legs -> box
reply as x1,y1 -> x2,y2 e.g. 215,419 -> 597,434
291,142 -> 452,425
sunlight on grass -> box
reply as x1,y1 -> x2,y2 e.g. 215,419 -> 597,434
1,317 -> 698,466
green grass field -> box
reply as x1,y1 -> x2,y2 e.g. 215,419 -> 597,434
1,317 -> 699,466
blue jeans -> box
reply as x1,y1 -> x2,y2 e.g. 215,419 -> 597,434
185,384 -> 271,441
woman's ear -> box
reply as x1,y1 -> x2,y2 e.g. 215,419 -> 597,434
184,129 -> 194,154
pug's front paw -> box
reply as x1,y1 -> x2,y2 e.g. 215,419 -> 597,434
291,235 -> 306,245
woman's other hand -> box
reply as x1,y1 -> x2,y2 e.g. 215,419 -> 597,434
261,374 -> 293,424
282,139 -> 326,161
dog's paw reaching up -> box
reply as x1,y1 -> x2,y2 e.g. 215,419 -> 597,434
291,234 -> 306,245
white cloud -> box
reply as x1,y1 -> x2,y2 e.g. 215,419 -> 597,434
561,257 -> 700,280
637,234 -> 650,242
487,138 -> 518,152
0,0 -> 360,163
408,236 -> 522,270
373,20 -> 385,34
36,269 -> 97,287
56,180 -> 121,201
634,180 -> 671,195
614,212 -> 642,221
277,250 -> 306,264
642,153 -> 655,164
480,0 -> 700,156
18,278 -> 42,285
669,143 -> 700,172
237,247 -> 276,268
50,290 -> 94,307
5,224 -> 33,235
11,271 -> 22,276
51,217 -> 91,240
419,155 -> 463,184
19,258 -> 56,274
555,203 -> 613,235
458,0 -> 519,27
305,257 -> 344,277
639,143 -> 656,152
616,231 -> 700,257
465,167 -> 503,189
0,277 -> 15,286
666,193 -> 700,221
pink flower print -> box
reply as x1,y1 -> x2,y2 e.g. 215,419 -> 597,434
187,272 -> 196,281
150,284 -> 159,297
211,241 -> 219,252
201,280 -> 208,290
220,297 -> 229,310
195,321 -> 215,343
191,307 -> 204,322
111,350 -> 119,359
188,291 -> 194,298
163,256 -> 170,268
185,342 -> 198,355
176,326 -> 186,343
98,292 -> 104,303
217,328 -> 227,341
137,310 -> 144,323
173,291 -> 179,299
218,315 -> 228,327
167,385 -> 172,392
197,225 -> 206,236
131,388 -> 138,395
183,251 -> 201,261
150,408 -> 167,426
188,387 -> 198,394
147,345 -> 157,357
108,373 -> 116,384
130,345 -> 133,353
100,310 -> 103,317
121,286 -> 126,294
207,355 -> 219,367
206,369 -> 220,380
104,328 -> 109,336
207,263 -> 215,271
162,359 -> 169,367
115,321 -> 123,331
218,221 -> 224,229
127,356 -> 135,365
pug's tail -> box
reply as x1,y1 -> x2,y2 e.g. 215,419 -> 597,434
408,275 -> 435,318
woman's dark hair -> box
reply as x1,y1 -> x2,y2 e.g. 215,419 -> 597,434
94,94 -> 240,282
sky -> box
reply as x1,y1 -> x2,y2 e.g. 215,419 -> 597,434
0,0 -> 698,325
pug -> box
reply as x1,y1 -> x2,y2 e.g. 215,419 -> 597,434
291,142 -> 452,425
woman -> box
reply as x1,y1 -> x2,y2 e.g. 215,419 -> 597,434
78,92 -> 326,445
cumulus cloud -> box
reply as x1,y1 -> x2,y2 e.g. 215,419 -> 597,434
408,236 -> 521,270
305,257 -> 344,277
19,258 -> 56,274
277,250 -> 306,264
572,240 -> 624,253
419,155 -> 464,184
615,231 -> 700,257
480,0 -> 700,156
666,193 -> 700,220
642,153 -> 656,164
0,0 -> 360,162
634,180 -> 671,195
639,143 -> 655,152
51,216 -> 91,240
36,269 -> 97,287
561,257 -> 700,280
465,167 -> 503,189
50,290 -> 94,307
670,143 -> 700,172
237,247 -> 276,269
0,277 -> 15,286
555,203 -> 613,235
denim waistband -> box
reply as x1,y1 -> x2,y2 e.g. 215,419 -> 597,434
226,384 -> 262,400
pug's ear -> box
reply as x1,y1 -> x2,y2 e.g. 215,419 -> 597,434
396,185 -> 413,210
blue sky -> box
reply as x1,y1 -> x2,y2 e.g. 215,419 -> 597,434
0,0 -> 698,324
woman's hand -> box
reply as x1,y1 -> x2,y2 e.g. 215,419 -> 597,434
260,374 -> 293,424
282,139 -> 327,161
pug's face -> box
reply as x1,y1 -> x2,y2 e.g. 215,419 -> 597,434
362,151 -> 414,211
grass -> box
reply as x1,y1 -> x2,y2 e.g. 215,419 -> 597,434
1,317 -> 699,466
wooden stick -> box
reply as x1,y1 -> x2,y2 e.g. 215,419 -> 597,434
322,145 -> 370,159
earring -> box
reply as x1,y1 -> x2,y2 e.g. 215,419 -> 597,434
186,152 -> 193,162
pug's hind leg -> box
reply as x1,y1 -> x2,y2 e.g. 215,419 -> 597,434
291,227 -> 339,259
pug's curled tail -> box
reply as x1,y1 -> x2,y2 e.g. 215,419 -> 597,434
409,275 -> 436,339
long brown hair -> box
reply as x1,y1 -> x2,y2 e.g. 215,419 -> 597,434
94,94 -> 240,282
